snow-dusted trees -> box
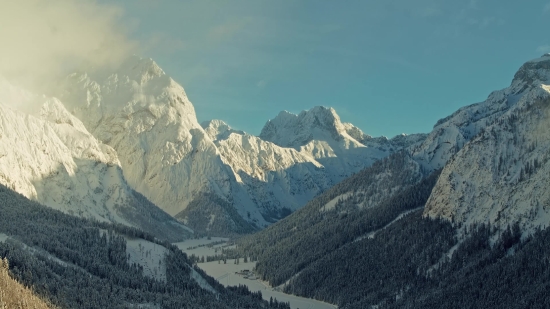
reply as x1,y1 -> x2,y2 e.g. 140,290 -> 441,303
0,183 -> 288,309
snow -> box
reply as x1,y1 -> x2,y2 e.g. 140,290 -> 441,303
0,233 -> 8,243
198,260 -> 336,309
0,56 -> 424,234
125,238 -> 168,282
189,267 -> 217,294
173,237 -> 230,258
354,207 -> 424,242
175,238 -> 336,309
319,192 -> 352,213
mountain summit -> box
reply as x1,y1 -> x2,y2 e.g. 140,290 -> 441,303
261,106 -> 426,179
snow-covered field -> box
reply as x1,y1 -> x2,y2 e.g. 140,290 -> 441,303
175,238 -> 337,309
126,238 -> 168,282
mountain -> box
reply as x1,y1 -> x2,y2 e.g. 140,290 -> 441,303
0,77 -> 191,242
54,56 -> 420,234
424,54 -> 550,233
201,119 -> 329,217
260,106 -> 427,180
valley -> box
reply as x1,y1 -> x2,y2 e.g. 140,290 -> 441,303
175,237 -> 337,309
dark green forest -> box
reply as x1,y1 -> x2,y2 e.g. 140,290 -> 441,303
237,151 -> 437,286
0,184 -> 288,309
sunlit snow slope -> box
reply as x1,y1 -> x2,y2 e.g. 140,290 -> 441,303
0,77 -> 191,241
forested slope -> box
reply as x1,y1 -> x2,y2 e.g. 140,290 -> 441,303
278,210 -> 550,309
0,184 -> 288,309
237,151 -> 438,285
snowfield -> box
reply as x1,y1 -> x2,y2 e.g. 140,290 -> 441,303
175,238 -> 337,309
125,238 -> 168,282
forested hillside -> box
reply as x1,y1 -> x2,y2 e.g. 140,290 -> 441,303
0,184 -> 288,309
175,192 -> 258,236
277,210 -> 550,309
237,151 -> 438,285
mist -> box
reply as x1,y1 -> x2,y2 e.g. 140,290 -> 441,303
0,0 -> 136,93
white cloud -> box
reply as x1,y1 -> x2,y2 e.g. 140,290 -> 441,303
0,0 -> 136,93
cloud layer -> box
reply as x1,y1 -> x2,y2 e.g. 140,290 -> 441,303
0,0 -> 135,92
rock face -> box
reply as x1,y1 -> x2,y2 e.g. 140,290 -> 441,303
0,77 -> 191,242
424,54 -> 550,234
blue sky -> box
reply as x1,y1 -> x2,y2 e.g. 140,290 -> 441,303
104,0 -> 550,137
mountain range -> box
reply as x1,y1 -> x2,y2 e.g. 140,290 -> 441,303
0,57 -> 423,235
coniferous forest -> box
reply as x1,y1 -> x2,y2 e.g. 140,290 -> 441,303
0,184 -> 288,309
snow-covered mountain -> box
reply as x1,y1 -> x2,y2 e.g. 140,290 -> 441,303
45,56 -> 421,234
424,54 -> 550,234
58,57 -> 233,216
201,119 -> 330,220
0,77 -> 191,241
260,106 -> 426,180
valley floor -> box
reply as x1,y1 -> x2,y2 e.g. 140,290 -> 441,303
175,238 -> 337,309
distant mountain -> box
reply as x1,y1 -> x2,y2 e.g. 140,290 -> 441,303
0,77 -> 190,242
260,106 -> 426,179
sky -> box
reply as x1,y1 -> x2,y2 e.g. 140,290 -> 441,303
5,0 -> 550,138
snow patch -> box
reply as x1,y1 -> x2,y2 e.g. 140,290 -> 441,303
190,267 -> 217,294
319,192 -> 352,213
125,238 -> 168,282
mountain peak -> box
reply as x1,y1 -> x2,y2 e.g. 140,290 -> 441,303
118,55 -> 165,83
259,106 -> 345,148
511,54 -> 550,90
201,119 -> 245,142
